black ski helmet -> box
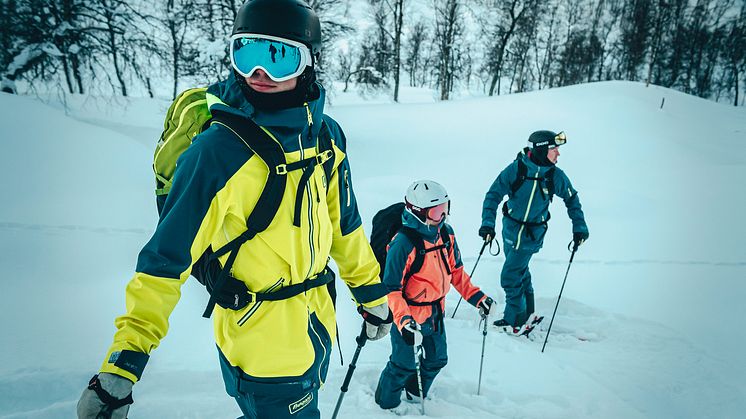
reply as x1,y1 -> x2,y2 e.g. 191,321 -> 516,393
232,0 -> 322,61
527,130 -> 565,166
528,130 -> 565,149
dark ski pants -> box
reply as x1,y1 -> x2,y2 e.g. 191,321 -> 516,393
374,324 -> 448,409
219,350 -> 320,419
501,244 -> 537,327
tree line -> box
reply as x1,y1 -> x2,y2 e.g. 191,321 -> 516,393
2,0 -> 744,106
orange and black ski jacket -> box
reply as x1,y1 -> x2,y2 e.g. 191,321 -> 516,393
384,211 -> 487,333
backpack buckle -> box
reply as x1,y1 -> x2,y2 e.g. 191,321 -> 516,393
276,164 -> 288,175
316,150 -> 334,165
246,290 -> 256,303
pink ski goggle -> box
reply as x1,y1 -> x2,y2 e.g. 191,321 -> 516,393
426,201 -> 449,222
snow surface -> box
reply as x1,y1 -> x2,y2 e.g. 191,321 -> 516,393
1,81 -> 745,418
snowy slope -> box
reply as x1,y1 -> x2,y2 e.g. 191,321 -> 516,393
0,82 -> 744,418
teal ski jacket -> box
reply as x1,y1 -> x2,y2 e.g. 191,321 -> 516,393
481,148 -> 588,252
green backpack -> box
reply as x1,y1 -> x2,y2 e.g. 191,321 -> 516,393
153,88 -> 213,198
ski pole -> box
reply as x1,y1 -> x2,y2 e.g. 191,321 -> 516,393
451,239 -> 491,318
477,313 -> 488,395
413,342 -> 425,415
541,247 -> 577,353
331,324 -> 368,419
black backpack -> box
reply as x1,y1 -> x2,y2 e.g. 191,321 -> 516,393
370,203 -> 452,290
509,152 -> 556,202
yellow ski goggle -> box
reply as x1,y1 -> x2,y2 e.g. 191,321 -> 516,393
554,131 -> 567,146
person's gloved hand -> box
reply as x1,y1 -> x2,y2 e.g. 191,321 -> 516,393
478,296 -> 495,317
359,301 -> 393,340
401,320 -> 423,346
572,231 -> 589,251
77,373 -> 134,419
478,226 -> 496,241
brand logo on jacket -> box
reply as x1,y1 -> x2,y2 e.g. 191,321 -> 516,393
289,392 -> 313,414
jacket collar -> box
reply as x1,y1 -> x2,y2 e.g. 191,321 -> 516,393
402,210 -> 443,243
520,148 -> 555,175
205,72 -> 326,145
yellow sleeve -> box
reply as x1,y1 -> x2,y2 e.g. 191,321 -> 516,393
99,135 -> 237,382
326,143 -> 387,308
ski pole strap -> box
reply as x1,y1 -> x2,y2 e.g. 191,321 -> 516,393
488,238 -> 501,256
87,375 -> 133,411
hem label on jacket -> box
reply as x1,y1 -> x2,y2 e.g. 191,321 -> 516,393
289,392 -> 313,414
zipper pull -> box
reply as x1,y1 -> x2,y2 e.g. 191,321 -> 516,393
304,102 -> 313,126
304,102 -> 314,147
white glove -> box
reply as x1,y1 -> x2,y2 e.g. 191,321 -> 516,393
360,301 -> 393,340
77,373 -> 134,419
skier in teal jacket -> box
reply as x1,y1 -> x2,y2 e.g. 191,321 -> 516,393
479,130 -> 589,335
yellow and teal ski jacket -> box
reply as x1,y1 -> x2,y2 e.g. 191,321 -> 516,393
99,74 -> 387,389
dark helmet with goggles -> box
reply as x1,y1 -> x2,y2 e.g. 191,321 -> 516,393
231,0 -> 321,82
232,0 -> 321,56
528,130 -> 567,149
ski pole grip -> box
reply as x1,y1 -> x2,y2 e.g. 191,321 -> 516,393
479,239 -> 489,255
340,364 -> 356,392
355,322 -> 368,347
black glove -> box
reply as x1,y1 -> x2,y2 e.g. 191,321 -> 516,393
478,296 -> 494,316
400,320 -> 422,346
478,225 -> 496,241
572,231 -> 589,251
77,373 -> 134,419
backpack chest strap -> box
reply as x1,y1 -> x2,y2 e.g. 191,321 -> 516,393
276,149 -> 334,227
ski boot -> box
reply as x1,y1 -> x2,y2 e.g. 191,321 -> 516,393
493,318 -> 529,337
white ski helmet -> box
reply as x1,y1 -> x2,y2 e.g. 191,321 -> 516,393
404,180 -> 450,224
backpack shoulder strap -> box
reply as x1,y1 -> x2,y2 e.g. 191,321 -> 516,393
510,159 -> 527,196
399,227 -> 426,287
439,225 -> 451,252
545,166 -> 556,201
209,109 -> 287,248
200,109 -> 287,318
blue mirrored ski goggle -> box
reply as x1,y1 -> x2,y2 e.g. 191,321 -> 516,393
230,34 -> 312,82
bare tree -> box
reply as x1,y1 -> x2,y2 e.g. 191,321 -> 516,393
722,4 -> 746,105
405,21 -> 428,87
480,0 -> 539,96
433,0 -> 465,100
532,0 -> 560,90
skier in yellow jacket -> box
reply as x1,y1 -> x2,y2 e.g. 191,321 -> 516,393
77,1 -> 391,418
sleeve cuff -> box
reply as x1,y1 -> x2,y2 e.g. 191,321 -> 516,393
467,290 -> 486,307
350,283 -> 388,304
397,315 -> 414,330
101,349 -> 149,382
